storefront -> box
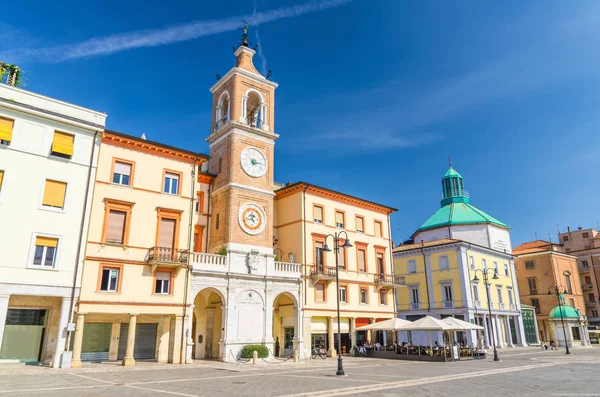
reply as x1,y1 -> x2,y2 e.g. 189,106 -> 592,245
311,317 -> 328,350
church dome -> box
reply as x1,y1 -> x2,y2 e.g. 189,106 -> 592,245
416,166 -> 508,234
549,305 -> 580,319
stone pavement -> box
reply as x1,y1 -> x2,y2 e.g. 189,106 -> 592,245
0,347 -> 598,396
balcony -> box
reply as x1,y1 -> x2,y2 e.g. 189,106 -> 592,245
510,304 -> 517,311
579,265 -> 592,272
145,247 -> 188,272
374,274 -> 406,290
443,301 -> 454,308
583,284 -> 594,290
310,265 -> 337,283
499,303 -> 506,310
474,300 -> 482,309
274,261 -> 301,277
410,303 -> 421,310
586,300 -> 597,308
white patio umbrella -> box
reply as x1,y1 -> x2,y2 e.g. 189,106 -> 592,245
356,318 -> 412,331
442,317 -> 484,330
397,316 -> 459,355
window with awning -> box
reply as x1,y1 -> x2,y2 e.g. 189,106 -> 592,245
51,131 -> 75,158
42,179 -> 67,209
335,211 -> 344,228
33,236 -> 58,268
0,117 -> 14,143
113,161 -> 132,185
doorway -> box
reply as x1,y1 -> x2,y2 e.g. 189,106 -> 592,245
0,309 -> 46,362
283,327 -> 294,356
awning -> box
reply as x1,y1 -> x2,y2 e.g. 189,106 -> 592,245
442,317 -> 484,330
356,318 -> 411,331
397,315 -> 459,331
311,317 -> 327,333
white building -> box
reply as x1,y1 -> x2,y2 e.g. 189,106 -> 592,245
0,83 -> 106,367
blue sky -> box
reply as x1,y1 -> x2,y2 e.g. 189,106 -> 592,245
2,0 -> 599,246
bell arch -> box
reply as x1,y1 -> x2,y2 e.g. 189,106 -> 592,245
272,292 -> 300,357
241,88 -> 268,130
215,90 -> 231,130
192,287 -> 226,360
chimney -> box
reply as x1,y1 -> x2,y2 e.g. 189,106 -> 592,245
567,227 -> 571,233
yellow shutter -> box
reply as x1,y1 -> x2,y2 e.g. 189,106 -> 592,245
42,180 -> 67,208
335,211 -> 344,224
35,236 -> 58,248
51,131 -> 74,156
0,117 -> 14,142
0,170 -> 4,191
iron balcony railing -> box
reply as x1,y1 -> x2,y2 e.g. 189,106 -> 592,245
214,117 -> 230,132
410,303 -> 420,310
585,300 -> 597,308
145,247 -> 188,264
310,265 -> 337,279
374,273 -> 406,287
443,301 -> 454,308
583,283 -> 594,290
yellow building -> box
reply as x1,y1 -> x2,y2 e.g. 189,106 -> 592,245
274,182 -> 401,356
71,130 -> 211,367
393,166 -> 528,348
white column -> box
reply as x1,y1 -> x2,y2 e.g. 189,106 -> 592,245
482,314 -> 490,348
515,314 -> 528,347
123,314 -> 138,366
505,316 -> 514,347
0,294 -> 10,350
52,297 -> 72,368
465,312 -> 475,346
260,102 -> 268,130
240,96 -> 248,122
350,317 -> 357,348
494,315 -> 504,348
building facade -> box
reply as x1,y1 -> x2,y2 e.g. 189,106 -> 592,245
70,130 -> 208,367
557,227 -> 600,326
513,240 -> 585,343
274,183 -> 400,357
394,166 -> 527,348
0,84 -> 106,366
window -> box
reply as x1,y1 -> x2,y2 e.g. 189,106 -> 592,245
106,210 -> 127,244
32,236 -> 58,268
313,205 -> 323,224
315,241 -> 324,266
527,278 -> 537,295
357,248 -> 366,272
408,259 -> 417,274
565,274 -> 572,294
99,267 -> 120,292
195,191 -> 205,213
525,261 -> 535,269
531,298 -> 541,314
473,284 -> 480,302
215,213 -> 220,230
112,160 -> 133,186
337,243 -> 346,269
583,232 -> 589,238
42,179 -> 67,209
335,211 -> 344,228
582,260 -> 589,268
562,235 -> 569,242
315,283 -> 325,302
155,271 -> 172,294
585,276 -> 592,284
439,256 -> 449,270
569,298 -> 575,308
443,285 -> 453,307
355,216 -> 364,233
374,221 -> 383,237
504,264 -> 509,276
51,131 -> 74,158
218,158 -> 223,174
163,171 -> 180,195
0,170 -> 4,193
469,256 -> 475,270
379,289 -> 387,305
593,310 -> 598,317
360,287 -> 368,304
376,252 -> 384,274
496,286 -> 503,303
588,293 -> 595,302
410,287 -> 419,304
339,286 -> 347,303
493,262 -> 498,275
0,117 -> 14,144
507,288 -> 514,305
482,259 -> 487,271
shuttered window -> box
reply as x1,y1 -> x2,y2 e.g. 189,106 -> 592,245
113,161 -> 132,185
313,206 -> 323,224
315,241 -> 324,266
337,244 -> 345,268
159,218 -> 176,248
315,283 -> 325,302
33,236 -> 58,268
335,211 -> 344,228
155,271 -> 171,294
358,249 -> 366,272
51,131 -> 75,158
42,180 -> 67,209
106,210 -> 127,244
0,117 -> 14,143
374,221 -> 383,237
355,216 -> 364,233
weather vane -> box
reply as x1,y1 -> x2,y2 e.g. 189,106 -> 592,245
448,155 -> 452,168
234,19 -> 258,51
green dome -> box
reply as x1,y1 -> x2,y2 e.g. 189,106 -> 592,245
549,305 -> 580,319
443,167 -> 463,179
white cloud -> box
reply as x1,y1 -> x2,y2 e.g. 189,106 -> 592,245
0,0 -> 353,63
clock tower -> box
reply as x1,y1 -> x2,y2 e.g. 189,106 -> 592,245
207,28 -> 278,260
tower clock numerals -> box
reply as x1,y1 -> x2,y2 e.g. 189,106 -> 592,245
238,203 -> 267,235
241,147 -> 267,178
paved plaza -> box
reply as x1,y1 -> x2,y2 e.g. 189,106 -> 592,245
0,347 -> 598,396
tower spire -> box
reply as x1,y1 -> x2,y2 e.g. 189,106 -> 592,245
448,155 -> 452,168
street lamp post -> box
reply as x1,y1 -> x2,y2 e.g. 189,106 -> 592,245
548,286 -> 571,355
472,269 -> 500,361
323,231 -> 352,376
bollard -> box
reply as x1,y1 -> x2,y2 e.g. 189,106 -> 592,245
253,350 -> 258,365
293,350 -> 299,362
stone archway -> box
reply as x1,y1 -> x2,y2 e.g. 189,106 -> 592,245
272,292 -> 300,358
192,288 -> 225,360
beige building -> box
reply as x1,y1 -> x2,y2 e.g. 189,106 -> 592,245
513,240 -> 584,343
274,182 -> 401,356
71,130 -> 211,367
558,227 -> 600,326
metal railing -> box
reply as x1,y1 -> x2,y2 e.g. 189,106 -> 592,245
510,304 -> 517,311
214,117 -> 230,131
443,301 -> 454,308
310,265 -> 337,278
499,303 -> 506,310
585,300 -> 597,308
374,273 -> 406,286
192,252 -> 227,266
583,284 -> 594,290
245,115 -> 266,129
410,303 -> 420,310
579,265 -> 592,272
474,300 -> 482,308
145,247 -> 188,264
275,261 -> 301,273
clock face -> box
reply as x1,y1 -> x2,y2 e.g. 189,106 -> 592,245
241,147 -> 267,178
238,203 -> 267,235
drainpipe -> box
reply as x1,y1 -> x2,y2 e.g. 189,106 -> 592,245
180,156 -> 199,363
302,186 -> 308,307
387,213 -> 397,316
65,130 -> 100,350
420,241 -> 431,312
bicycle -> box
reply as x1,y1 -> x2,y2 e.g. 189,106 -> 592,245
311,346 -> 328,359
